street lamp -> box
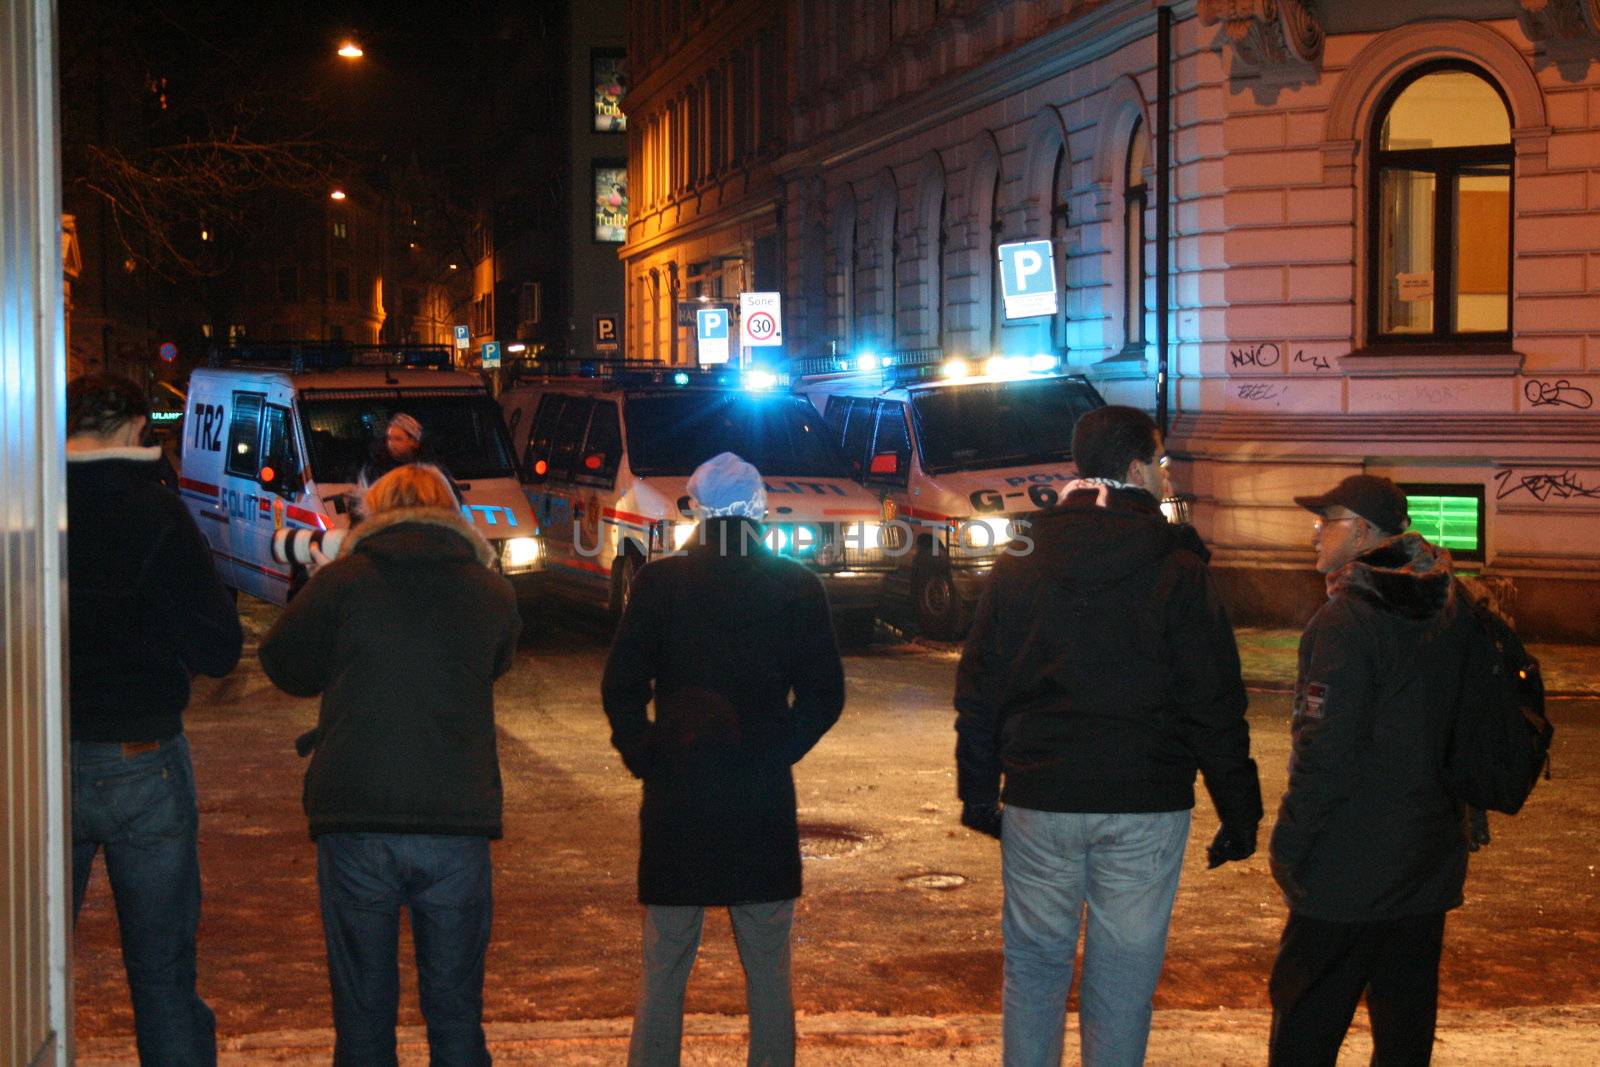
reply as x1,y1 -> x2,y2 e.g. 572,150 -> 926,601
337,41 -> 364,59
329,189 -> 347,201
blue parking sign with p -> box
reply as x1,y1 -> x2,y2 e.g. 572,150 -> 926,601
997,239 -> 1058,319
697,308 -> 728,339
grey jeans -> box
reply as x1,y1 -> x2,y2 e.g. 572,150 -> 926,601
627,899 -> 797,1067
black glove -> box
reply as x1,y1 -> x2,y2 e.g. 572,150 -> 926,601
960,801 -> 1003,841
1467,806 -> 1491,852
1206,821 -> 1258,869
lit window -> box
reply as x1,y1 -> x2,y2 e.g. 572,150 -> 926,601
1401,483 -> 1485,562
1370,65 -> 1511,342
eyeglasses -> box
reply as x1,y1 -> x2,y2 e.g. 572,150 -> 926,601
1312,516 -> 1361,533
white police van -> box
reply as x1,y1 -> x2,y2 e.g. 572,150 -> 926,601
794,350 -> 1107,639
499,362 -> 893,645
179,344 -> 542,604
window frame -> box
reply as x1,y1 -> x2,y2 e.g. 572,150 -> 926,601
572,399 -> 623,490
1399,480 -> 1487,563
224,392 -> 266,479
1365,61 -> 1514,349
864,400 -> 911,488
1122,117 -> 1147,355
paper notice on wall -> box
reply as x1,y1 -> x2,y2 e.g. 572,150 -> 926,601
1397,272 -> 1434,302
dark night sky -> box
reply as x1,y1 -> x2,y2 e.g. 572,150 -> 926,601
60,0 -> 566,197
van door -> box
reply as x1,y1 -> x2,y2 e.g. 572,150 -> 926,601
570,398 -> 622,586
864,401 -> 912,554
219,391 -> 292,602
522,393 -> 594,592
181,384 -> 233,587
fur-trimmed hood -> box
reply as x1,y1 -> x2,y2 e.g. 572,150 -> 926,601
1326,532 -> 1454,622
64,444 -> 162,463
339,506 -> 496,568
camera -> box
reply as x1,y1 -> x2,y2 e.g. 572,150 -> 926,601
271,527 -> 347,566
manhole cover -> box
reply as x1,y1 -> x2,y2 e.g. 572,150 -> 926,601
902,872 -> 968,891
798,822 -> 871,860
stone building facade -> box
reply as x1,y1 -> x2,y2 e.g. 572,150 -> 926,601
623,0 -> 1600,639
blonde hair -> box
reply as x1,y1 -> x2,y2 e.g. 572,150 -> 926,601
363,464 -> 457,515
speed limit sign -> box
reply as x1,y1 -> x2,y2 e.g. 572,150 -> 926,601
738,291 -> 783,347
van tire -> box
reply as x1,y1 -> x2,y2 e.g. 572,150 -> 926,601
914,558 -> 971,641
609,549 -> 642,622
833,610 -> 877,650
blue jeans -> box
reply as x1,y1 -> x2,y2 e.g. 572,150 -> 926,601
72,733 -> 215,1067
317,832 -> 494,1067
629,900 -> 796,1067
1001,807 -> 1191,1067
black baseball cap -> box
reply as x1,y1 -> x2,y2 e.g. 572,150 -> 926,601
1294,474 -> 1410,535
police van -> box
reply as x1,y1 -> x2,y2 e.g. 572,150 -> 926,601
499,362 -> 894,645
179,344 -> 543,605
794,351 -> 1107,639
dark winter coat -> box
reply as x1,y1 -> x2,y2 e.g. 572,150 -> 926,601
67,445 -> 243,742
1270,533 -> 1472,922
259,507 -> 521,839
601,517 -> 846,906
955,481 -> 1261,828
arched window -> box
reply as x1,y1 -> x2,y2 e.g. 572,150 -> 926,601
1123,117 -> 1147,353
1369,63 -> 1512,342
1050,145 -> 1070,354
989,175 -> 1002,352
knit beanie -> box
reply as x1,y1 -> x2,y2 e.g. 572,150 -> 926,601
686,452 -> 767,519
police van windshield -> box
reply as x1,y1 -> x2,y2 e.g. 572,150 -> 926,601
625,391 -> 851,478
911,376 -> 1102,474
300,394 -> 516,483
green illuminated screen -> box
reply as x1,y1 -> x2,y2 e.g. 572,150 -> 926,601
1406,493 -> 1480,553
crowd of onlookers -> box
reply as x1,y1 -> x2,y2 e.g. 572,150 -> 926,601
68,372 -> 1494,1067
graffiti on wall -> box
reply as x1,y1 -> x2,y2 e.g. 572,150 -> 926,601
1524,379 -> 1593,410
1493,468 -> 1600,503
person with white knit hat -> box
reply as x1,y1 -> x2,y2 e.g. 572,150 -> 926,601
603,450 -> 844,1067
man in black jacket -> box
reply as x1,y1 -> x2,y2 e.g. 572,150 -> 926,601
602,452 -> 845,1067
1269,475 -> 1472,1065
955,405 -> 1260,1067
67,375 -> 244,1065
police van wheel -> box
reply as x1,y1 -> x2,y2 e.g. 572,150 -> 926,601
609,551 -> 641,621
834,610 -> 877,650
915,561 -> 970,641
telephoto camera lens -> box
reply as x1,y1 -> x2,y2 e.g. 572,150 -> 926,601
271,527 -> 347,566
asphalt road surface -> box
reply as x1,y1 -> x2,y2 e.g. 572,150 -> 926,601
73,600 -> 1600,1063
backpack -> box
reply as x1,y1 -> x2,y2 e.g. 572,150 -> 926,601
1445,583 -> 1553,815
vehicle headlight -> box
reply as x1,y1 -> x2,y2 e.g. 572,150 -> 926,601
504,536 -> 542,568
672,522 -> 698,549
790,524 -> 818,553
842,521 -> 882,551
962,517 -> 1011,550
